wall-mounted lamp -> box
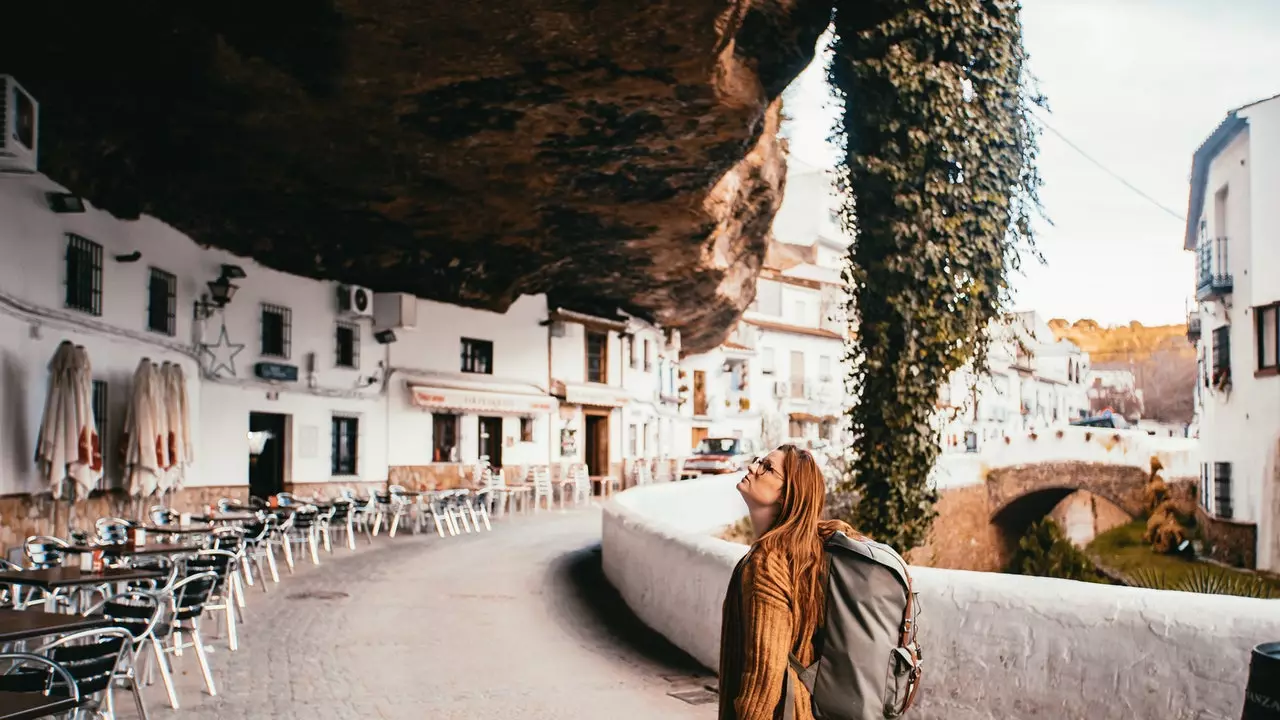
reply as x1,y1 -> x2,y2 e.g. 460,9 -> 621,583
195,265 -> 246,319
374,329 -> 397,345
47,192 -> 85,213
113,251 -> 142,263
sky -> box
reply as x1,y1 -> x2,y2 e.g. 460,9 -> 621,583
778,0 -> 1280,327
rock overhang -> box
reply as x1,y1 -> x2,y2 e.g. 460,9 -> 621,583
0,1 -> 892,353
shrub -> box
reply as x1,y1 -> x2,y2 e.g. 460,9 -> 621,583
1125,567 -> 1275,599
1009,518 -> 1106,583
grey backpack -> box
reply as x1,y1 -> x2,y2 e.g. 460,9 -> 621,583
783,531 -> 923,720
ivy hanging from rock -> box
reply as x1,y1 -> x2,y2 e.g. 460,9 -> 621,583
828,0 -> 1043,551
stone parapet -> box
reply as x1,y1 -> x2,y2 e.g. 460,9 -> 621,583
603,475 -> 1280,720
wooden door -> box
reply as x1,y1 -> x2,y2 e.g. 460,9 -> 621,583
690,426 -> 709,453
693,370 -> 707,415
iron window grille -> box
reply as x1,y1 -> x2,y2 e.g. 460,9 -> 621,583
331,416 -> 359,476
336,322 -> 359,369
65,234 -> 103,316
1213,461 -> 1232,519
146,267 -> 177,336
461,338 -> 493,374
261,303 -> 292,358
92,379 -> 109,487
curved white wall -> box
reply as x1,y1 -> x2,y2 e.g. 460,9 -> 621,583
602,476 -> 1280,719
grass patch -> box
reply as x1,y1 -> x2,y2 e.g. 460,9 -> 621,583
1088,520 -> 1280,598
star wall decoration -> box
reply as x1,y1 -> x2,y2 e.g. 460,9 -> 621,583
200,323 -> 245,377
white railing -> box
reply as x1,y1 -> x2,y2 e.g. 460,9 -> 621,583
602,475 -> 1278,720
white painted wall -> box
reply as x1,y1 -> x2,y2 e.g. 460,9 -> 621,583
1190,97 -> 1280,571
0,173 -> 388,493
386,295 -> 552,468
603,476 -> 1280,720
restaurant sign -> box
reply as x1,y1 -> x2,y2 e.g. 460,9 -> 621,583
254,362 -> 299,382
562,383 -> 630,408
409,384 -> 555,415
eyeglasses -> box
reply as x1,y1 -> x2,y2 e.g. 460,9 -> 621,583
748,457 -> 777,477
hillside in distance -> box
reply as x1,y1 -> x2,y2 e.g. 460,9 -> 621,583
1047,319 -> 1196,424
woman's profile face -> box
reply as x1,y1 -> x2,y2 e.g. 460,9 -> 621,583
737,448 -> 786,509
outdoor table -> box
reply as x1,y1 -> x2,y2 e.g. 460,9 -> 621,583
193,512 -> 258,523
63,543 -> 197,558
591,476 -> 619,498
0,691 -> 80,720
0,567 -> 166,612
0,567 -> 164,591
141,524 -> 216,535
0,609 -> 109,645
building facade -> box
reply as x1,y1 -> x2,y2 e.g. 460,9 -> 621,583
937,311 -> 1091,453
0,170 -> 391,537
1184,93 -> 1280,572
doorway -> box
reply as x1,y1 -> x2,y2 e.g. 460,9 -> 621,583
248,412 -> 288,500
693,371 -> 708,415
584,411 -> 609,477
478,416 -> 503,470
690,426 -> 709,453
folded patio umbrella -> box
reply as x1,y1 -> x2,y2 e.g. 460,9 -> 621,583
159,361 -> 193,493
122,358 -> 164,498
34,341 -> 102,533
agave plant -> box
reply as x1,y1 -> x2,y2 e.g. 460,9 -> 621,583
1124,566 -> 1276,599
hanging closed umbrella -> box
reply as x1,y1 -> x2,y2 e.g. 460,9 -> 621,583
122,359 -> 163,498
34,341 -> 101,534
159,362 -> 193,493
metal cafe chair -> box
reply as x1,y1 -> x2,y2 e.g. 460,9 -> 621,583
0,653 -> 81,715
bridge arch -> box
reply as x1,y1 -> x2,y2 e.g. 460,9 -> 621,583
986,462 -> 1149,545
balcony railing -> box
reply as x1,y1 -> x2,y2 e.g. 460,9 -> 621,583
1196,237 -> 1233,301
1186,313 -> 1201,344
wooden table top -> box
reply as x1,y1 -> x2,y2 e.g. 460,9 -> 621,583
0,566 -> 165,590
64,543 -> 197,557
0,692 -> 81,720
0,609 -> 110,644
193,513 -> 258,523
142,524 -> 216,534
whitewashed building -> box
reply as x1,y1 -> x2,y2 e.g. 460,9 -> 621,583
385,295 -> 556,481
547,307 -> 632,479
1184,92 -> 1280,572
616,315 -> 685,478
937,311 -> 1090,453
0,170 -> 390,502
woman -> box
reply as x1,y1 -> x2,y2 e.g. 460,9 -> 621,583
718,444 -> 856,720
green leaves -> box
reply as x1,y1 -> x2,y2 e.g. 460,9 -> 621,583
829,0 -> 1041,553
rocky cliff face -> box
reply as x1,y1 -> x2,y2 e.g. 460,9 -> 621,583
2,1 -> 889,352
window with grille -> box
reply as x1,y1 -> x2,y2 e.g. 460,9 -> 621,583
331,416 -> 359,476
643,339 -> 652,371
1199,463 -> 1212,513
335,322 -> 359,369
1257,303 -> 1279,374
629,337 -> 638,369
586,331 -> 607,383
1213,462 -> 1232,519
1212,326 -> 1230,372
461,338 -> 493,374
91,379 -> 107,441
261,304 -> 292,358
65,234 -> 102,316
146,268 -> 176,335
432,414 -> 459,462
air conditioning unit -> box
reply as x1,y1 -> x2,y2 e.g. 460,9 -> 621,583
0,76 -> 39,173
773,381 -> 788,399
337,285 -> 374,317
373,291 -> 417,330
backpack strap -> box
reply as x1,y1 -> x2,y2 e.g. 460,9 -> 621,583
782,655 -> 816,720
893,573 -> 924,715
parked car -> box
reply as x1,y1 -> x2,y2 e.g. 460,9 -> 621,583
680,437 -> 764,479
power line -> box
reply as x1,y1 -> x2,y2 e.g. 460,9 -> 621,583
1033,112 -> 1187,223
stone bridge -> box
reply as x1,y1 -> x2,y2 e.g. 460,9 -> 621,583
914,427 -> 1198,571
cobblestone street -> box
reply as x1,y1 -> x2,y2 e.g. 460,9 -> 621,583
125,508 -> 717,719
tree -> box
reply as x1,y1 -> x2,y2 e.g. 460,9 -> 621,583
1135,349 -> 1196,424
829,0 -> 1042,552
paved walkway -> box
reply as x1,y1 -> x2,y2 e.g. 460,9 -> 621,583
126,508 -> 718,719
